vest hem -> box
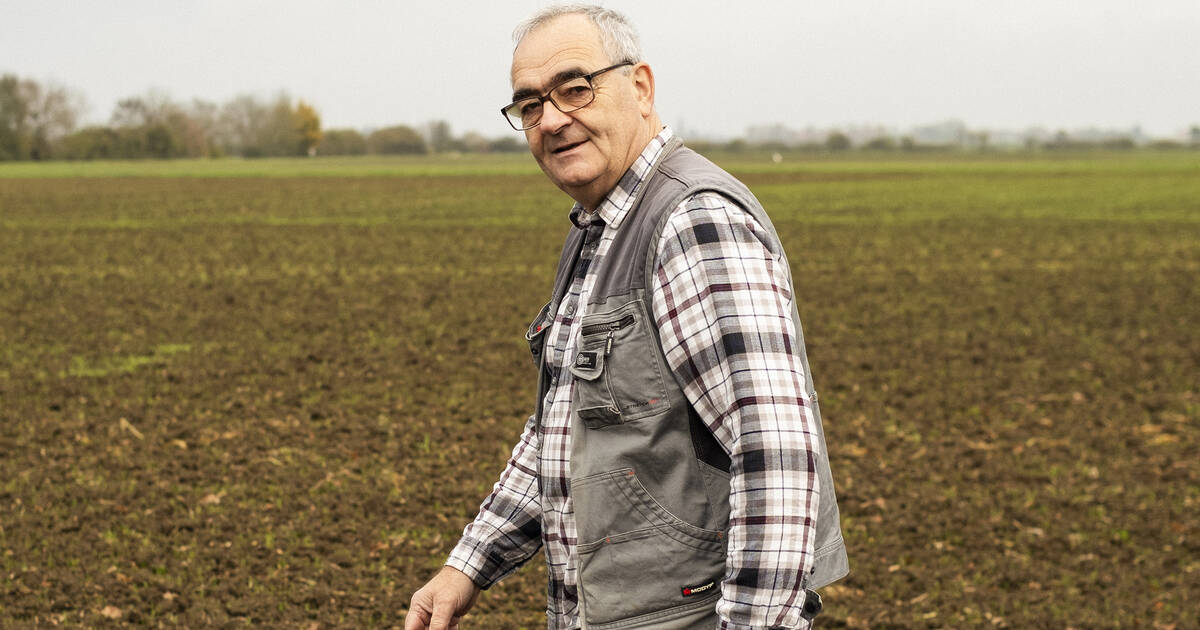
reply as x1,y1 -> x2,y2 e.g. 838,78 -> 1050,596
583,590 -> 721,629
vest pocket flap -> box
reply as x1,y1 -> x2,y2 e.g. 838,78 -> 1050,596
577,405 -> 621,428
568,347 -> 606,381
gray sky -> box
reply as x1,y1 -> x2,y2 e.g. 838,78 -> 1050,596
4,0 -> 1198,139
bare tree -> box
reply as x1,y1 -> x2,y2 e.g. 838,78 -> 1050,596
217,94 -> 270,156
423,120 -> 456,153
0,74 -> 84,159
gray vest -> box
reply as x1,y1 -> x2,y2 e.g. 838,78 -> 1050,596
526,139 -> 848,629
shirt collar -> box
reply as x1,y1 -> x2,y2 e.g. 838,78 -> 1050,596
568,126 -> 674,230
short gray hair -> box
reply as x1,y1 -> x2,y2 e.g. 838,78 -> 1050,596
513,4 -> 643,66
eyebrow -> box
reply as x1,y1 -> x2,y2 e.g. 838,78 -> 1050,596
511,67 -> 589,102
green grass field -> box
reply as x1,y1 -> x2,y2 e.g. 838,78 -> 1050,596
1,151 -> 1197,628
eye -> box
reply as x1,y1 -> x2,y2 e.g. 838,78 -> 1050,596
518,100 -> 542,116
556,83 -> 592,106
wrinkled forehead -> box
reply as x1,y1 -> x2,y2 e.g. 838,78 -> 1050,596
510,14 -> 608,91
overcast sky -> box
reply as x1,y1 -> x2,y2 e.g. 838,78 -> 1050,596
4,0 -> 1198,139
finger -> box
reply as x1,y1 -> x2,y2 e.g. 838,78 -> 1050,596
403,603 -> 431,630
428,598 -> 455,630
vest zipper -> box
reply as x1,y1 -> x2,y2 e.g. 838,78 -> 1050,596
580,313 -> 635,337
581,314 -> 635,357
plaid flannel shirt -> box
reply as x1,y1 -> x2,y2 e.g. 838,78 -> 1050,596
447,127 -> 821,630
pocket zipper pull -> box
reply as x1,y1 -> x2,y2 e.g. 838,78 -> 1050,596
605,330 -> 615,356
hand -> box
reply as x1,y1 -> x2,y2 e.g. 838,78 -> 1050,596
404,566 -> 481,630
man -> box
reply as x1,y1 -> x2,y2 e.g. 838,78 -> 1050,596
405,5 -> 847,629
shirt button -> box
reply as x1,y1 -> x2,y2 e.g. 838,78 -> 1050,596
565,304 -> 576,315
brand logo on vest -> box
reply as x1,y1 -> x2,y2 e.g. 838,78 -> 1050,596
575,351 -> 598,369
680,579 -> 716,597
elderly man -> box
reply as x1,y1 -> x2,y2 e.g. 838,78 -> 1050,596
406,5 -> 847,630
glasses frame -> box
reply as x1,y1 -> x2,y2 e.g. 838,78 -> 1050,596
500,61 -> 635,131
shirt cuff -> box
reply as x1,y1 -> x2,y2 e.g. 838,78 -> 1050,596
444,535 -> 509,590
717,620 -> 810,630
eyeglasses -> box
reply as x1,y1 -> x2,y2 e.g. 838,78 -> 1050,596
500,61 -> 634,131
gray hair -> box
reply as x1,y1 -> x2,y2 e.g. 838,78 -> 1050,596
513,4 -> 643,66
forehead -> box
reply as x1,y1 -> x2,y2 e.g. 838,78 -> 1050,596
510,14 -> 608,90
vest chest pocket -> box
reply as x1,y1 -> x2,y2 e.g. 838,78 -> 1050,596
568,300 -> 671,428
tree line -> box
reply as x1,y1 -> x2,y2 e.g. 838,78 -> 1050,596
695,130 -> 1200,155
0,74 -> 526,161
8,73 -> 1194,161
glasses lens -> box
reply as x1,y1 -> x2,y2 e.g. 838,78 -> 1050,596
502,73 -> 603,130
504,99 -> 541,130
551,78 -> 594,112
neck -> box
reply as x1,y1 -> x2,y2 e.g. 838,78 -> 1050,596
576,116 -> 664,213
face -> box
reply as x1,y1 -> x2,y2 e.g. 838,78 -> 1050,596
510,14 -> 656,210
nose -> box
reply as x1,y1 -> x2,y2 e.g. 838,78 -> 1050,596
539,99 -> 572,133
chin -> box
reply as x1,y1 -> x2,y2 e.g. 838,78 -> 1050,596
548,164 -> 603,191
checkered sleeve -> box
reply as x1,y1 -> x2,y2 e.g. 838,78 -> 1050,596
650,193 -> 821,630
444,413 -> 543,589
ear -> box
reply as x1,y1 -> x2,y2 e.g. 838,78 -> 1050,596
630,62 -> 656,118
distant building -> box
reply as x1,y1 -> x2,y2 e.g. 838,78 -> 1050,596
1069,125 -> 1146,146
910,120 -> 968,146
734,120 -> 1182,150
745,123 -> 893,148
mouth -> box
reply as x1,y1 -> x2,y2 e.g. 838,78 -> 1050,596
551,140 -> 586,155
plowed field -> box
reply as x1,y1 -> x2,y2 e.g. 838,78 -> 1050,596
2,152 -> 1197,628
